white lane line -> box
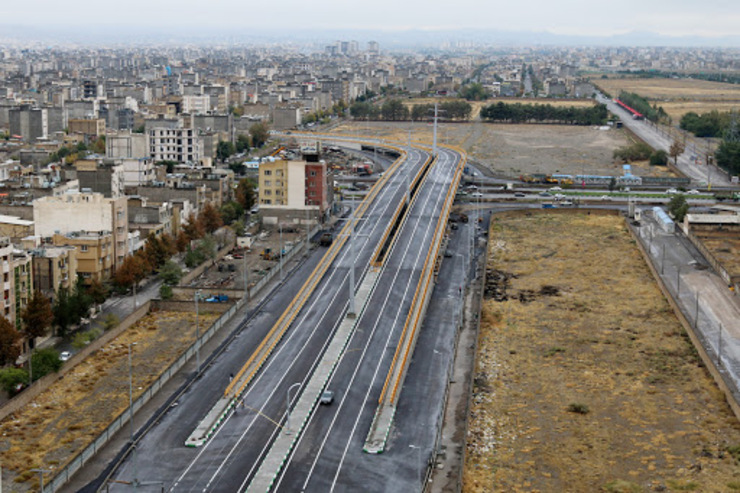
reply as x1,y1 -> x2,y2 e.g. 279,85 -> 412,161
170,151 -> 427,492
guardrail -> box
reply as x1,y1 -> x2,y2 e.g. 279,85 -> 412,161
45,297 -> 243,492
223,144 -> 409,400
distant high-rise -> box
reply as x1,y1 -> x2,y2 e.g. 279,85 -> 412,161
368,41 -> 380,55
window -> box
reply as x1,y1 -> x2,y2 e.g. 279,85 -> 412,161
264,180 -> 271,186
264,170 -> 272,176
81,245 -> 88,252
310,171 -> 317,176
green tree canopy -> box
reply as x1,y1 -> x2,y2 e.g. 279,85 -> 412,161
158,259 -> 183,286
668,194 -> 689,222
381,99 -> 409,121
250,123 -> 269,148
0,367 -> 28,396
30,348 -> 63,382
216,141 -> 236,162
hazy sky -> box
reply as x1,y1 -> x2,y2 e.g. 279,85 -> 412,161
2,0 -> 739,38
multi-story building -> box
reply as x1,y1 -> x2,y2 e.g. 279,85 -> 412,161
75,159 -> 125,198
52,231 -> 113,285
27,244 -> 78,302
148,126 -> 200,164
11,249 -> 33,332
106,132 -> 148,160
258,158 -> 332,225
33,193 -> 128,272
68,118 -> 105,138
9,105 -> 47,141
128,196 -> 172,238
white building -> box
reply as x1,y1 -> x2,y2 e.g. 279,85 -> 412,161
148,127 -> 200,164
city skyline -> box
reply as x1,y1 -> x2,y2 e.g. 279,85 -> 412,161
2,0 -> 740,47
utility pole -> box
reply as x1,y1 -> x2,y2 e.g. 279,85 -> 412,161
30,469 -> 50,493
348,215 -> 357,317
432,102 -> 439,157
718,323 -> 723,367
194,291 -> 201,373
127,343 -> 138,489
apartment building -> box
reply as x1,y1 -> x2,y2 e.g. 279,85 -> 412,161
258,158 -> 331,225
68,118 -> 105,138
33,193 -> 128,271
148,126 -> 200,164
28,245 -> 78,302
52,231 -> 113,285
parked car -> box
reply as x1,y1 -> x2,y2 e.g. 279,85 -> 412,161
549,186 -> 562,192
539,191 -> 552,197
205,294 -> 229,303
470,192 -> 483,198
666,188 -> 679,194
514,192 -> 526,198
687,189 -> 701,195
60,351 -> 72,362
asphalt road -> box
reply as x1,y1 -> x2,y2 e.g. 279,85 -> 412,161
106,147 -> 434,492
596,93 -> 734,187
271,147 -> 462,492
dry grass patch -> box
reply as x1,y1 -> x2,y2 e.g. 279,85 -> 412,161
0,310 -> 218,489
463,212 -> 740,493
595,78 -> 740,102
330,121 -> 643,178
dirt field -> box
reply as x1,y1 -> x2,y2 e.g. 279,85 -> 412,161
463,212 -> 740,493
594,77 -> 740,122
331,121 -> 674,178
0,310 -> 219,491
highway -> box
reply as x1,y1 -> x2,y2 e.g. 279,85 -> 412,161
104,145 -> 460,492
271,147 -> 462,492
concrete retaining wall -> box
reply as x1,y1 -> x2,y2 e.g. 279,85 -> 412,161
0,301 -> 151,423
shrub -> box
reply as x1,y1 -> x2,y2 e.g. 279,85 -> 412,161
0,368 -> 29,396
567,402 -> 590,414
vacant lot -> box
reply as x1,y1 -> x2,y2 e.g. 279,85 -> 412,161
332,121 -> 673,178
0,310 -> 219,491
463,212 -> 740,493
594,77 -> 740,122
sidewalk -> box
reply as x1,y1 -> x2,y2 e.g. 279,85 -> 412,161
634,211 -> 740,411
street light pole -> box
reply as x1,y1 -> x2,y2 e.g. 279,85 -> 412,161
194,290 -> 201,373
285,382 -> 301,435
243,254 -> 249,302
30,468 -> 50,493
409,444 -> 421,490
279,223 -> 283,281
348,215 -> 357,317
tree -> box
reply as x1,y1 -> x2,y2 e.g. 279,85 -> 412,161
114,254 -> 150,291
30,348 -> 63,381
459,83 -> 491,101
380,99 -> 409,121
198,202 -> 224,234
52,287 -> 74,336
649,150 -> 669,166
716,140 -> 740,175
158,260 -> 183,286
86,278 -> 109,306
668,194 -> 689,222
216,141 -> 236,162
249,123 -> 269,148
236,178 -> 256,211
220,200 -> 244,224
0,368 -> 28,396
608,177 -> 616,192
159,284 -> 174,300
0,315 -> 21,366
182,213 -> 205,240
669,140 -> 686,166
236,134 -> 251,154
175,230 -> 191,252
22,291 -> 54,343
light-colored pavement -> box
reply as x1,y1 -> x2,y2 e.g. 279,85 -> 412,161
636,211 -> 740,403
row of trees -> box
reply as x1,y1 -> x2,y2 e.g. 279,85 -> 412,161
618,91 -> 669,124
349,99 -> 473,121
458,83 -> 491,101
480,102 -> 608,125
680,110 -> 733,138
716,117 -> 740,175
